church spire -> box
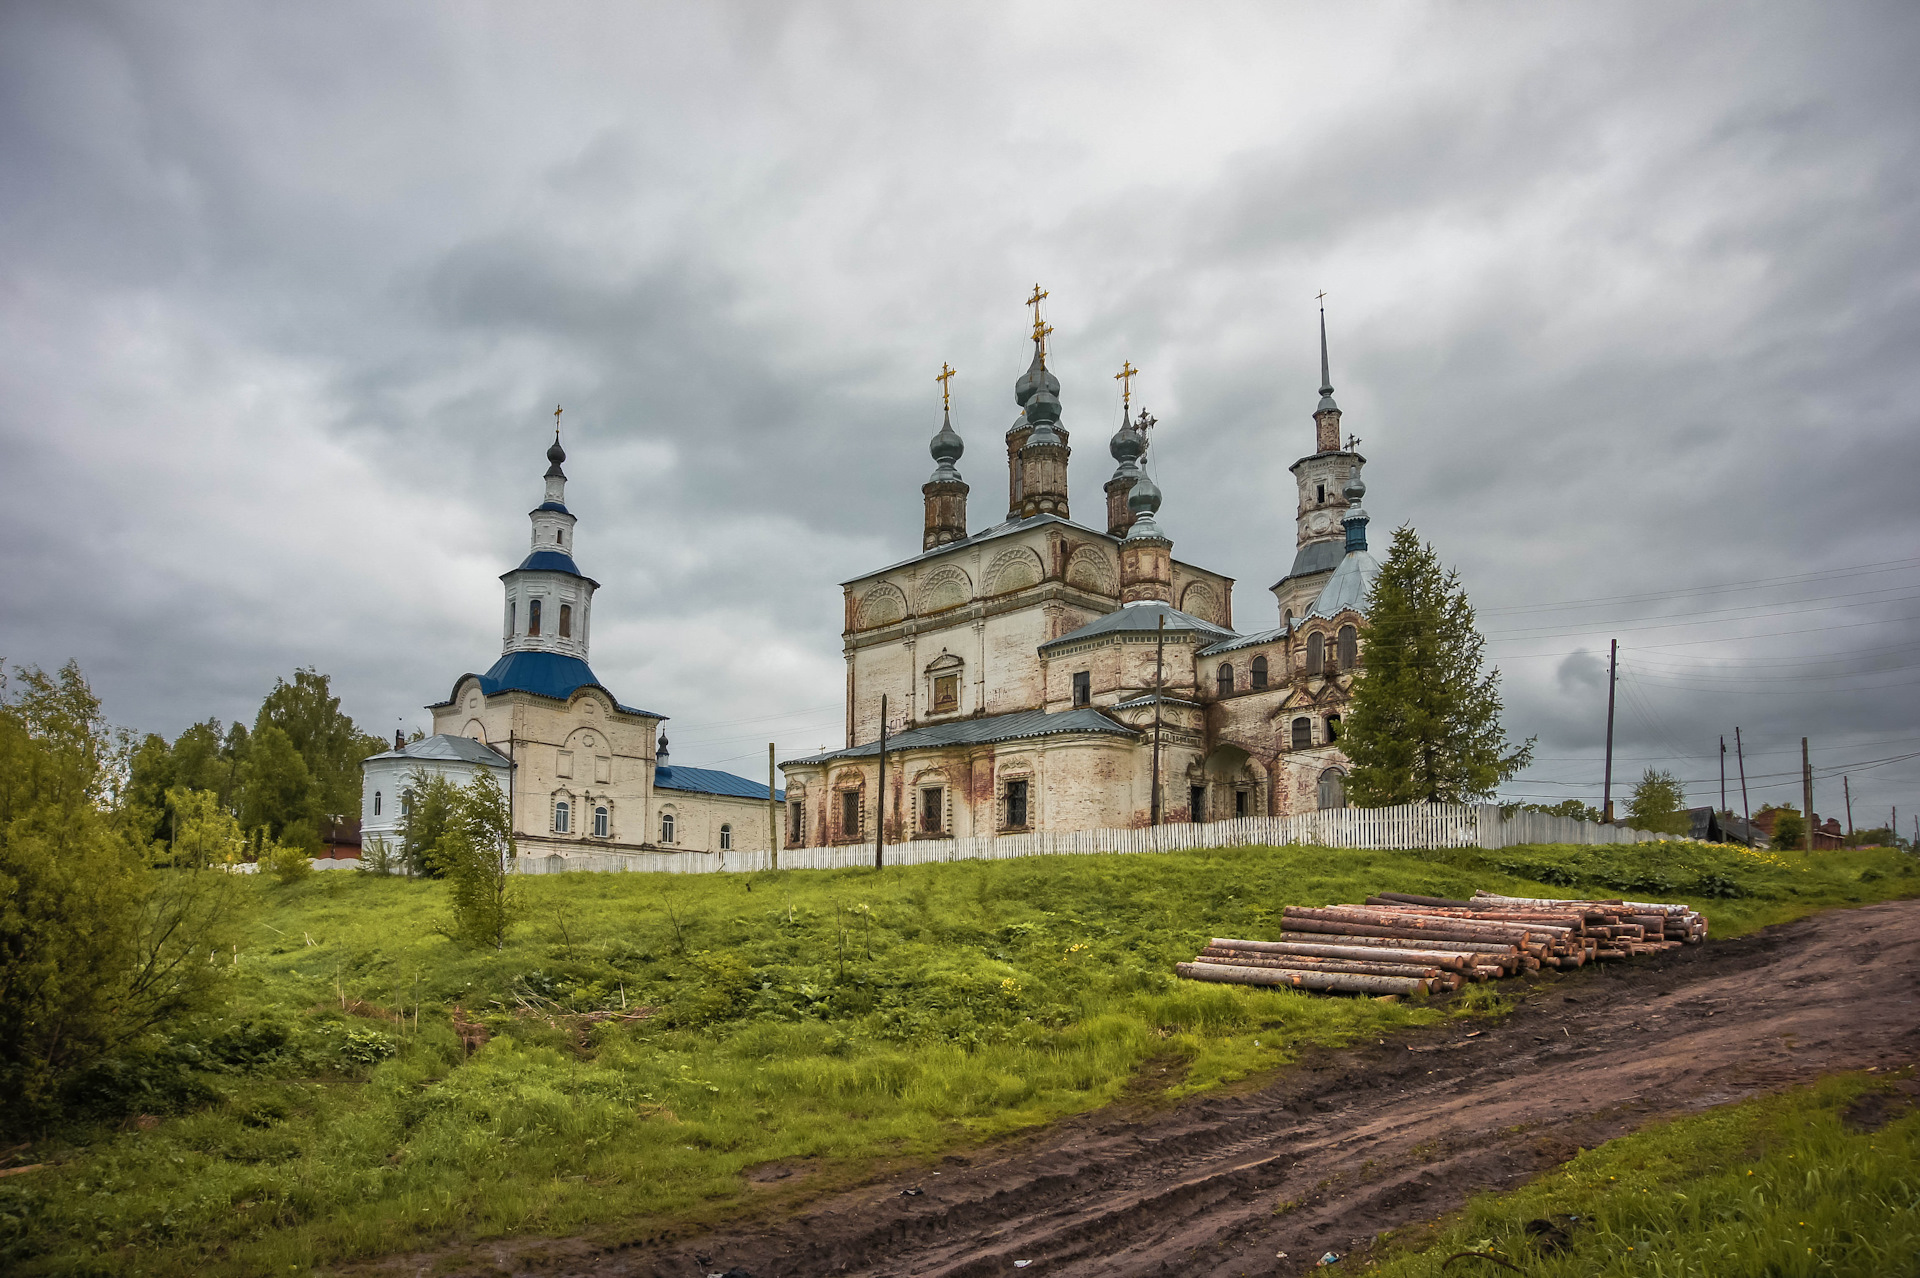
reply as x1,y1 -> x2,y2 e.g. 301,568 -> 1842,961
1118,444 -> 1173,604
1012,285 -> 1069,517
1313,297 -> 1342,452
923,363 -> 969,549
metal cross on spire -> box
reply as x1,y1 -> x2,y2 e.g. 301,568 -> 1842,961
553,403 -> 563,441
1114,360 -> 1139,411
1026,283 -> 1053,360
935,361 -> 956,410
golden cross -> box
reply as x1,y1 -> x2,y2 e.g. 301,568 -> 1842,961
935,362 -> 956,410
1026,284 -> 1052,356
553,403 -> 563,438
1113,360 -> 1139,409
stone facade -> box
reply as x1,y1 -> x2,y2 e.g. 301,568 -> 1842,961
781,305 -> 1376,845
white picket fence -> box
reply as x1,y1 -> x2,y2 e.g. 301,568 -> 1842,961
508,803 -> 1668,876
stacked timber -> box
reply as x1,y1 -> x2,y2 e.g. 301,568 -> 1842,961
1177,890 -> 1709,995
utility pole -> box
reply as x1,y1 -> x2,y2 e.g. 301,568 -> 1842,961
768,743 -> 779,870
1602,638 -> 1618,823
1719,736 -> 1727,814
876,694 -> 887,870
1844,775 -> 1853,837
1802,737 -> 1813,853
1151,613 -> 1166,826
1735,727 -> 1751,846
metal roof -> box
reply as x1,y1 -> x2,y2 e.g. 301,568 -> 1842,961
363,733 -> 510,768
511,549 -> 587,575
1039,600 -> 1235,652
534,501 -> 571,514
1109,693 -> 1203,711
432,651 -> 666,718
784,705 -> 1136,766
1199,625 -> 1288,657
842,513 -> 1226,587
654,765 -> 784,802
1303,548 -> 1378,620
1268,538 -> 1345,592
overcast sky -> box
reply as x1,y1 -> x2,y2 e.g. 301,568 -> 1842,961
3,2 -> 1917,830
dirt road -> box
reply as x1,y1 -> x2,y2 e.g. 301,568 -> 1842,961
452,900 -> 1920,1278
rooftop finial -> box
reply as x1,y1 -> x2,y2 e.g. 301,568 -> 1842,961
1026,283 -> 1053,366
929,364 -> 964,480
1316,293 -> 1339,415
936,361 -> 956,411
545,405 -> 567,475
1114,360 -> 1139,414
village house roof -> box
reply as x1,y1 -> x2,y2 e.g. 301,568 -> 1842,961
654,764 -> 785,802
363,733 -> 511,768
784,705 -> 1136,767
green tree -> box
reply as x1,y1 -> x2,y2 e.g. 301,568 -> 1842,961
1523,798 -> 1604,823
1341,525 -> 1534,805
237,722 -> 316,845
255,669 -> 384,818
1626,768 -> 1690,835
164,787 -> 247,869
432,771 -> 518,949
398,770 -> 462,877
0,663 -> 240,1133
1768,806 -> 1807,851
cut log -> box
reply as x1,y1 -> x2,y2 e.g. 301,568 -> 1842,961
1189,953 -> 1444,980
1175,962 -> 1428,996
1206,938 -> 1470,971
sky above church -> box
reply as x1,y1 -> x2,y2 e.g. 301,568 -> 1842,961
3,2 -> 1917,828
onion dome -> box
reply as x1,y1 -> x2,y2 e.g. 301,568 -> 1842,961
1123,470 -> 1166,541
1341,462 -> 1370,553
1013,341 -> 1059,409
545,433 -> 567,479
1109,408 -> 1147,470
929,406 -> 964,482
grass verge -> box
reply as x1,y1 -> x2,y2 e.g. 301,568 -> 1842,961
1367,1068 -> 1920,1277
0,839 -> 1912,1276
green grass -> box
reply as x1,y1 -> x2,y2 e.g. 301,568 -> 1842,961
1368,1069 -> 1920,1277
1,840 -> 1912,1276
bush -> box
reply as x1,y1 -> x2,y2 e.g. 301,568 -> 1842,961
263,842 -> 313,884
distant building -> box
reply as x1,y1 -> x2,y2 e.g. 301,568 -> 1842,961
780,302 -> 1374,845
361,431 -> 780,862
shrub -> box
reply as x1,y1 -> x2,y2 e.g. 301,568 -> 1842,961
264,842 -> 313,883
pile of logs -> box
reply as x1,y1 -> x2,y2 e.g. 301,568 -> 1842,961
1175,890 -> 1710,997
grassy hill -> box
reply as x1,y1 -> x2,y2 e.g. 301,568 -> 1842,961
2,839 -> 1913,1276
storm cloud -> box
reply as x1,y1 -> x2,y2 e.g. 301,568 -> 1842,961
2,1 -> 1916,826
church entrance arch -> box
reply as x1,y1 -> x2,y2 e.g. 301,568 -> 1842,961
1198,744 -> 1265,822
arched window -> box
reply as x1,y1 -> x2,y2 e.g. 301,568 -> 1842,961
559,603 -> 573,638
593,805 -> 608,838
1306,632 -> 1324,675
507,602 -> 515,636
1337,624 -> 1358,671
528,599 -> 542,636
660,812 -> 676,843
1283,607 -> 1293,631
1316,482 -> 1325,503
1292,717 -> 1312,750
1317,769 -> 1346,810
1250,655 -> 1269,688
1326,713 -> 1341,741
373,791 -> 382,816
554,799 -> 570,833
554,528 -> 562,542
720,823 -> 732,850
1216,663 -> 1234,696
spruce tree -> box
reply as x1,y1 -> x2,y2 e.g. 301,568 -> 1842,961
1342,525 -> 1533,805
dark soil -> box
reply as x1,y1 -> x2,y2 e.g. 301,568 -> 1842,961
374,899 -> 1920,1278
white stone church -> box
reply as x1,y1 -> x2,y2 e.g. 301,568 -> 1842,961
360,432 -> 781,862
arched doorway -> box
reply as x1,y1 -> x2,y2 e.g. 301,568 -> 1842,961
1317,767 -> 1347,811
1198,745 -> 1264,822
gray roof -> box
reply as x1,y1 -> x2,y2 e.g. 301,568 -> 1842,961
1199,625 -> 1288,657
1109,693 -> 1203,711
784,706 -> 1136,766
363,734 -> 511,768
1303,548 -> 1378,620
843,512 -> 1223,587
1268,538 -> 1345,592
1039,600 -> 1235,652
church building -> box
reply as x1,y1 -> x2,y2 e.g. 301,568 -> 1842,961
360,426 -> 781,862
779,297 -> 1376,846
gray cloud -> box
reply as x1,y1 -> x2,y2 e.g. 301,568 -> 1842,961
2,0 -> 1916,825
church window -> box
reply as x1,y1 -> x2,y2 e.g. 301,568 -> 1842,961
1251,655 -> 1269,688
1283,608 -> 1293,631
1317,768 -> 1346,811
789,801 -> 805,846
661,812 -> 676,843
554,529 -> 562,542
594,805 -> 608,838
840,789 -> 861,838
1326,713 -> 1341,741
1216,664 -> 1234,696
720,823 -> 732,850
1306,632 -> 1324,675
1072,670 -> 1090,707
1337,624 -> 1358,671
559,604 -> 572,638
554,800 -> 570,833
921,786 -> 944,833
933,674 -> 960,714
1190,785 -> 1205,822
1235,789 -> 1249,819
528,599 -> 542,636
1292,717 -> 1311,750
508,602 -> 516,636
1003,778 -> 1030,829
373,791 -> 382,816
1316,482 -> 1325,503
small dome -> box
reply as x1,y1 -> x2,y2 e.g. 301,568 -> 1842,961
547,437 -> 566,465
1343,462 -> 1366,504
1128,471 -> 1162,516
1013,343 -> 1059,408
930,409 -> 963,466
1109,414 -> 1146,467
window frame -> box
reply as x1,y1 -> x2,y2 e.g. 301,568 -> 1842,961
1216,663 -> 1234,697
1306,631 -> 1324,675
593,805 -> 609,838
920,785 -> 944,834
660,811 -> 676,843
1291,716 -> 1312,750
559,603 -> 573,638
1337,624 -> 1358,672
840,788 -> 861,840
554,799 -> 570,833
528,598 -> 543,637
720,823 -> 732,850
1071,669 -> 1091,708
1002,777 -> 1030,830
1250,655 -> 1268,689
